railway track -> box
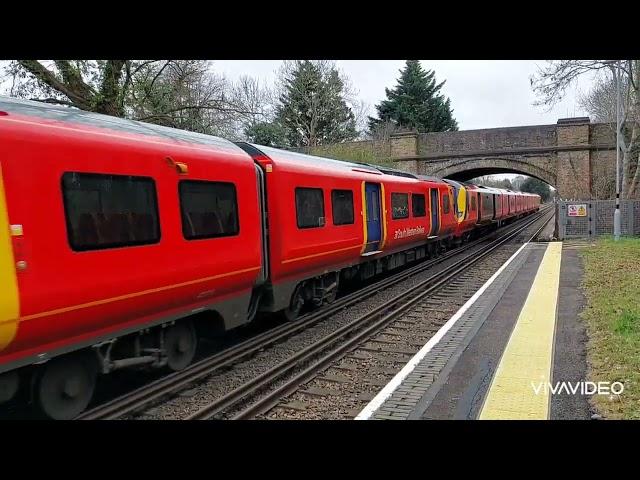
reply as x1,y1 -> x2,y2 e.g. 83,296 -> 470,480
78,207 -> 553,420
263,211 -> 556,420
189,209 -> 553,420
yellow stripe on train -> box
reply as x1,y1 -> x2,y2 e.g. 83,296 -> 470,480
0,164 -> 20,352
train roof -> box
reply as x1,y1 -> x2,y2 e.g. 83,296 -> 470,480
245,143 -> 422,183
0,95 -> 245,155
416,175 -> 450,185
0,97 -> 423,181
248,144 -> 382,173
0,97 -> 539,195
468,184 -> 539,197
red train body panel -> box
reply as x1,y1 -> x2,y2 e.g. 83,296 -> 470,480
0,100 -> 263,373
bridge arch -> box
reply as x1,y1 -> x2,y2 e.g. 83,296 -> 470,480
427,157 -> 557,188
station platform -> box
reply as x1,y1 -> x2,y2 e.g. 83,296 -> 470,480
356,240 -> 592,420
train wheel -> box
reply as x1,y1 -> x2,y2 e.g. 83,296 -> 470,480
284,284 -> 305,322
35,354 -> 96,420
164,321 -> 197,372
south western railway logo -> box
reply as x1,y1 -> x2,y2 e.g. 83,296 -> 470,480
394,226 -> 426,240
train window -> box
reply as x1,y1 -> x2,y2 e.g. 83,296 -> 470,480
62,172 -> 160,251
391,193 -> 409,219
471,195 -> 476,211
331,189 -> 354,226
179,180 -> 239,240
296,187 -> 325,228
412,193 -> 426,217
443,194 -> 450,214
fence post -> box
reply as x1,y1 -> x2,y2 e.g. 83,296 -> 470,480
630,200 -> 635,236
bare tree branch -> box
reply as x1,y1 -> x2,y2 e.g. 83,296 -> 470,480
17,60 -> 92,109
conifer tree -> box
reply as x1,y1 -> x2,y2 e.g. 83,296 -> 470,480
369,60 -> 458,133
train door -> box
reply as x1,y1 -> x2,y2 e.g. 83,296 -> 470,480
430,188 -> 440,236
363,182 -> 382,254
492,194 -> 497,220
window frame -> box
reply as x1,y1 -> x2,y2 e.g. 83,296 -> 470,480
61,171 -> 161,252
391,192 -> 410,220
295,187 -> 325,229
442,193 -> 450,214
178,179 -> 240,241
411,193 -> 426,218
331,189 -> 355,226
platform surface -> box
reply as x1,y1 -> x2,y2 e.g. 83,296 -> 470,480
357,240 -> 591,421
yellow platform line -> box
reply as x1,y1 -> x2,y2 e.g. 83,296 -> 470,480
479,242 -> 562,420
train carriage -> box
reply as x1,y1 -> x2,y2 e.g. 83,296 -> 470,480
235,145 -> 458,319
0,97 -> 267,418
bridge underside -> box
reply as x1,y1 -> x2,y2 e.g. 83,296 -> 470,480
444,168 -> 555,188
417,156 -> 558,190
444,167 -> 553,186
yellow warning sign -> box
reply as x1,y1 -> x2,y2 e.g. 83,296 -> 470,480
568,204 -> 587,217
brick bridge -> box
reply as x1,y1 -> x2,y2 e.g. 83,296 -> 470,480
389,117 -> 617,200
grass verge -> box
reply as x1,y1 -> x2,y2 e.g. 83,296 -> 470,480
580,236 -> 640,419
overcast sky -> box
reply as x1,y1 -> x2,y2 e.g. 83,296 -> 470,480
0,60 -> 595,131
211,60 -> 594,130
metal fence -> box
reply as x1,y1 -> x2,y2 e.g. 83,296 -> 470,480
556,200 -> 640,239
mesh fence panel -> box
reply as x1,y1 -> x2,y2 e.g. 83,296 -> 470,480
558,200 -> 640,239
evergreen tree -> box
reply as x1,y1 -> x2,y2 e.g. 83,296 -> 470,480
275,61 -> 358,147
245,121 -> 287,147
369,60 -> 458,133
520,177 -> 551,202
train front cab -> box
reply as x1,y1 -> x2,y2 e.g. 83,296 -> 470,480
443,179 -> 477,244
0,105 -> 266,419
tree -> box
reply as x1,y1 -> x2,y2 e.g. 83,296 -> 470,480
368,60 -> 458,134
230,75 -> 275,140
531,60 -> 640,198
578,74 -> 629,123
520,176 -> 551,202
245,121 -> 287,146
4,60 -> 268,139
512,175 -> 526,190
274,60 -> 358,147
471,175 -> 513,189
6,60 -> 129,116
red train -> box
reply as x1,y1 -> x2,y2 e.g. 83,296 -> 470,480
0,97 -> 540,418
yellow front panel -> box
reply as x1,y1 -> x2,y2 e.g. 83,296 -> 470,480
0,164 -> 20,352
456,187 -> 467,223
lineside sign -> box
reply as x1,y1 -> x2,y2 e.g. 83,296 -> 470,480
568,204 -> 587,217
